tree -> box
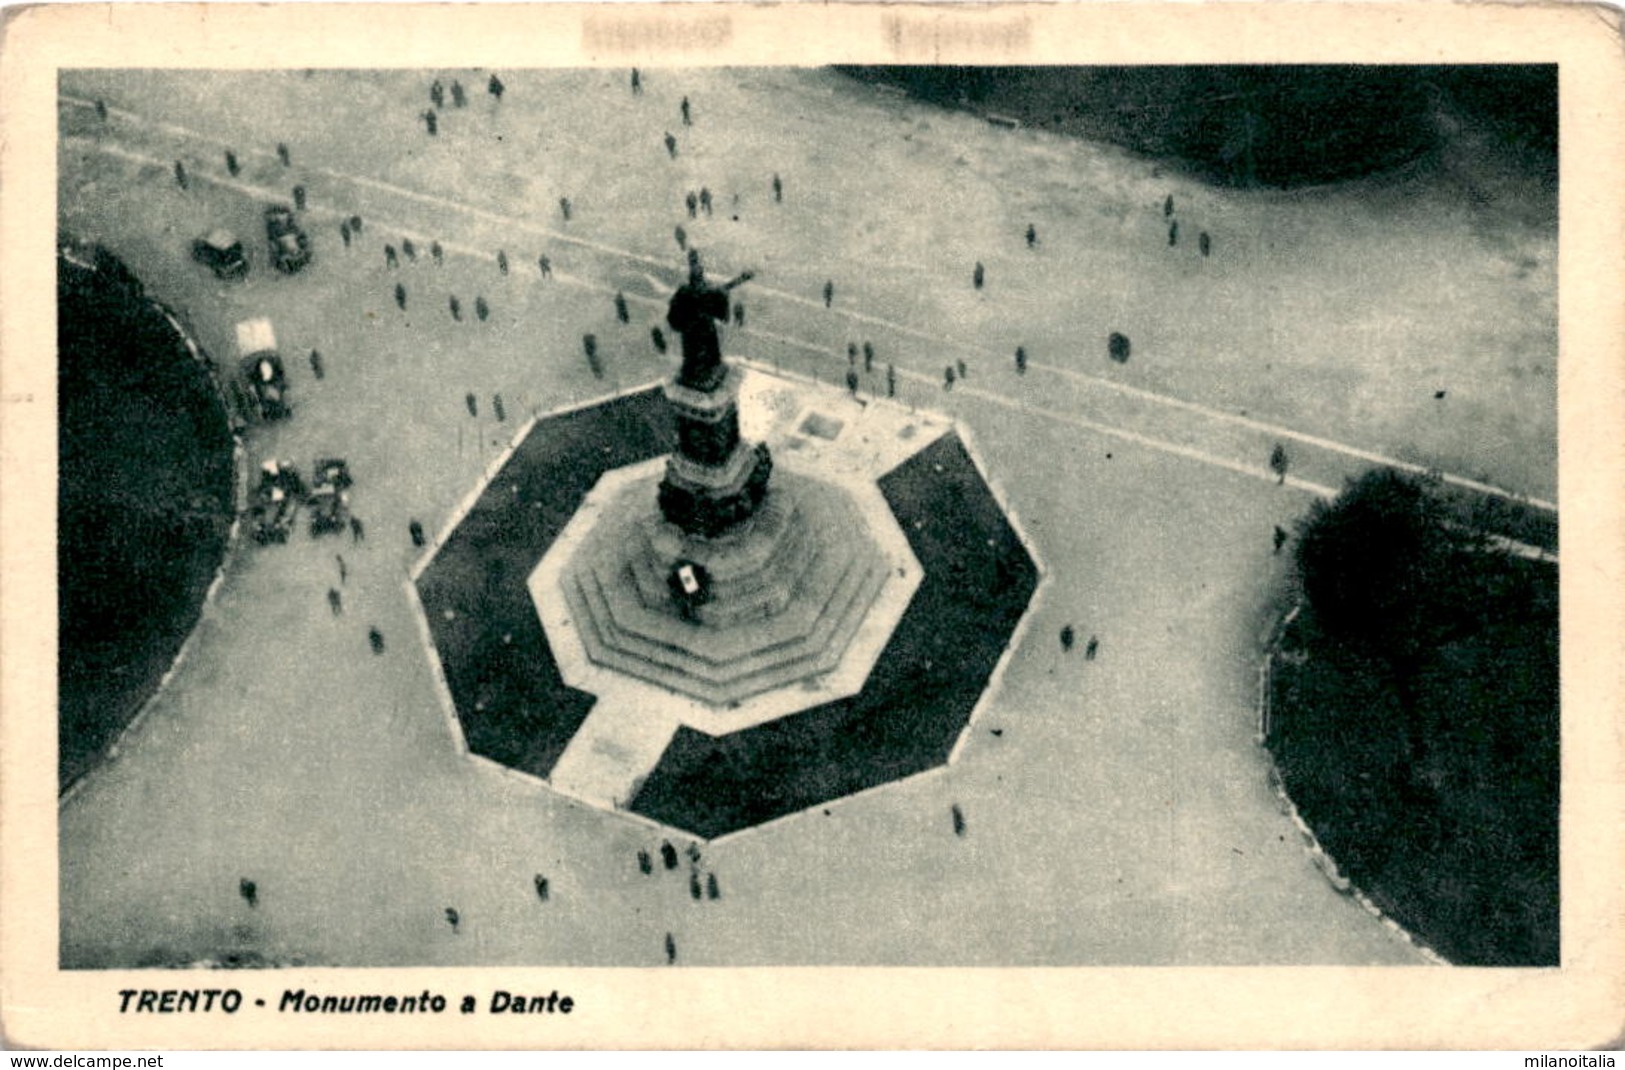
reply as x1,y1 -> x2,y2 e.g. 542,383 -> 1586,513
1296,470 -> 1450,656
1293,468 -> 1490,789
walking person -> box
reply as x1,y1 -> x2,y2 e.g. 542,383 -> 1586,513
1060,624 -> 1075,652
1025,223 -> 1038,248
239,878 -> 257,908
350,515 -> 366,542
614,291 -> 629,324
410,520 -> 425,548
663,132 -> 677,159
886,363 -> 896,398
1269,443 -> 1289,485
430,79 -> 445,109
335,553 -> 347,584
1168,219 -> 1179,246
664,933 -> 676,964
558,196 -> 571,221
497,249 -> 508,275
402,237 -> 416,262
680,95 -> 691,126
685,190 -> 698,219
449,294 -> 461,321
450,80 -> 466,108
1164,194 -> 1174,217
706,873 -> 720,900
951,804 -> 966,837
660,841 -> 678,870
475,296 -> 489,321
699,188 -> 712,216
846,367 -> 859,397
423,109 -> 438,136
445,907 -> 460,932
733,302 -> 744,327
582,334 -> 601,378
1015,345 -> 1027,374
973,261 -> 984,290
488,73 -> 505,101
173,160 -> 188,190
533,874 -> 549,901
94,99 -> 108,121
1085,635 -> 1099,660
638,849 -> 652,875
1199,231 -> 1211,258
823,280 -> 834,308
328,587 -> 343,616
225,149 -> 240,176
340,220 -> 351,248
537,253 -> 551,278
772,173 -> 782,203
394,283 -> 406,311
309,349 -> 325,380
944,365 -> 956,390
293,184 -> 306,210
1273,525 -> 1288,555
956,358 -> 967,380
674,224 -> 687,251
863,342 -> 875,373
847,343 -> 858,366
385,244 -> 398,269
630,68 -> 642,95
368,627 -> 386,655
277,142 -> 290,167
431,240 -> 444,265
651,326 -> 667,354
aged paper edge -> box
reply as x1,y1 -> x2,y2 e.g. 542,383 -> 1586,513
2,1 -> 1622,1052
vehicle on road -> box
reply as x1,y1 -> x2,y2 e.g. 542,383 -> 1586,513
236,317 -> 291,422
250,459 -> 303,544
192,229 -> 248,280
264,205 -> 312,274
307,458 -> 353,537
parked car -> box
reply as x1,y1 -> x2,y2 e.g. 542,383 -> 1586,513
249,460 -> 303,544
192,229 -> 248,280
264,205 -> 312,274
307,458 -> 353,537
236,317 -> 291,422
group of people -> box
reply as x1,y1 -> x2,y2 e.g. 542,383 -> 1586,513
633,840 -> 722,964
421,74 -> 506,137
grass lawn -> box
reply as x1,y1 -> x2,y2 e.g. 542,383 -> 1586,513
1267,553 -> 1559,964
415,388 -> 671,779
57,252 -> 236,792
631,432 -> 1038,838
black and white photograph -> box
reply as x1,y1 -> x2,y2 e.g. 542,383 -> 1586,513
3,1 -> 1622,1052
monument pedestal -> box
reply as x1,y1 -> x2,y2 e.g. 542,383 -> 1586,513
558,467 -> 891,708
658,366 -> 772,538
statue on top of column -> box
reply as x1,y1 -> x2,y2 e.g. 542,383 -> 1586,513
666,249 -> 753,392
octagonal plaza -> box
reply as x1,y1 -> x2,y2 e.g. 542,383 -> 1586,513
413,361 -> 1042,837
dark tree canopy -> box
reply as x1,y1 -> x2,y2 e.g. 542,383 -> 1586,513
838,65 -> 1555,188
1293,468 -> 1483,664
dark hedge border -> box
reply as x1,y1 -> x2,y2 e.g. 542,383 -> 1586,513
1266,556 -> 1559,965
414,388 -> 671,779
629,431 -> 1039,839
58,252 -> 236,794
